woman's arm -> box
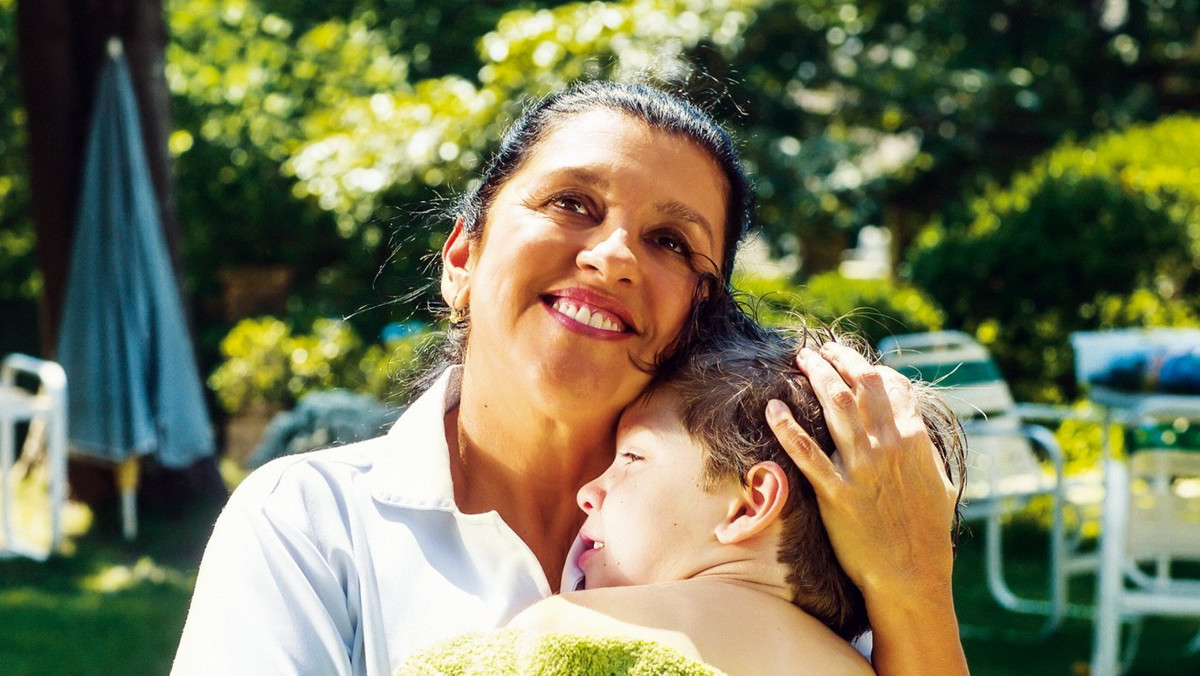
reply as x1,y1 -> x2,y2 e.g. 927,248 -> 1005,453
172,473 -> 356,675
766,344 -> 968,676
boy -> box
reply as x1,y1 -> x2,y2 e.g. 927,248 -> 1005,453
402,314 -> 965,674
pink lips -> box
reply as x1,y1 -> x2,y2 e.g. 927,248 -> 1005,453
544,287 -> 636,337
577,535 -> 602,569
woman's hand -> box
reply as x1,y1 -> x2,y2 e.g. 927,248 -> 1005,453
765,343 -> 967,676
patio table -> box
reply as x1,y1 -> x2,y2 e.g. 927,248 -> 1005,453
1071,330 -> 1200,675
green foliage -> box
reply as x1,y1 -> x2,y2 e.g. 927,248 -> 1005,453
0,0 -> 36,303
725,0 -> 1200,272
734,271 -> 944,347
282,0 -> 760,231
908,114 -> 1200,401
206,315 -> 429,414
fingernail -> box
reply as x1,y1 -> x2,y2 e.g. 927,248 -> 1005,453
766,399 -> 788,419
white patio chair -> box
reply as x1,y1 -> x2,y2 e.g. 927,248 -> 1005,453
0,353 -> 69,560
1090,415 -> 1200,674
878,331 -> 1100,633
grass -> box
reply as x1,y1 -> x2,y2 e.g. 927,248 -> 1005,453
955,520 -> 1200,675
2,486 -> 1199,674
0,482 -> 222,676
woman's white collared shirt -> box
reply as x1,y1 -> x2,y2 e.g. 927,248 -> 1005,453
172,367 -> 584,675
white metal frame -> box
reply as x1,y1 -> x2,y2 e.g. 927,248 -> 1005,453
1089,398 -> 1200,676
879,331 -> 1098,633
0,353 -> 68,560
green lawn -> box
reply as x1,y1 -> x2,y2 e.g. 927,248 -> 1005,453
2,496 -> 1198,674
955,520 -> 1200,675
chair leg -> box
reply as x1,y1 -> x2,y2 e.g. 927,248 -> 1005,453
983,500 -> 1069,634
1091,459 -> 1129,676
1,412 -> 14,555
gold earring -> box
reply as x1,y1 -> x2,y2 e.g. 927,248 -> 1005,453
449,305 -> 468,325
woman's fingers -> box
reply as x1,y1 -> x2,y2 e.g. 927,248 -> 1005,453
818,342 -> 904,444
795,347 -> 871,461
765,398 -> 838,494
783,342 -> 960,596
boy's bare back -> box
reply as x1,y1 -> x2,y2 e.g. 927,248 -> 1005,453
508,578 -> 875,675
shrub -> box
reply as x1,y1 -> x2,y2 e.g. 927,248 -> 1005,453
734,271 -> 945,348
207,316 -> 429,414
907,115 -> 1200,401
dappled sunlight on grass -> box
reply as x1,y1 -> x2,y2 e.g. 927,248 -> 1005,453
0,462 -> 225,675
81,556 -> 194,594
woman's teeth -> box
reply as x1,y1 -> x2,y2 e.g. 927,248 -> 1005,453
552,300 -> 623,333
592,541 -> 605,550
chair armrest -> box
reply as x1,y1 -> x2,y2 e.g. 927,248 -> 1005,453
1020,422 -> 1066,476
1012,402 -> 1102,425
1,353 -> 67,398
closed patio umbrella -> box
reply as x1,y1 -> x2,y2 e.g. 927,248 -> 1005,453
56,39 -> 214,538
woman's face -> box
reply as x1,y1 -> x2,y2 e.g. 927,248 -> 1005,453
445,109 -> 729,415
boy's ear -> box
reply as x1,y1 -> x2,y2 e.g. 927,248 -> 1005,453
715,461 -> 789,545
441,218 -> 473,310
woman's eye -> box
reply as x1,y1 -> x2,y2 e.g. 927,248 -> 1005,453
618,451 -> 643,463
653,232 -> 691,256
550,195 -> 589,216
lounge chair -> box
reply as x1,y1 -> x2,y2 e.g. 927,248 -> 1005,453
878,331 -> 1100,633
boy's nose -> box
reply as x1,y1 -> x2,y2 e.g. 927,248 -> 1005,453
576,478 -> 604,513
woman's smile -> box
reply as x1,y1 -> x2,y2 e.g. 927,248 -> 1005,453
544,287 -> 637,338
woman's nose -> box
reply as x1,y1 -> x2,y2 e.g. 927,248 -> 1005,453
577,477 -> 604,513
577,227 -> 640,284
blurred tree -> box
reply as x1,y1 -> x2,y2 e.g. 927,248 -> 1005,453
909,114 -> 1200,401
236,0 -> 1200,282
0,0 -> 35,308
723,0 -> 1200,273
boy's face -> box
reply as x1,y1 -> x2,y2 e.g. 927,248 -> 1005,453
575,392 -> 739,589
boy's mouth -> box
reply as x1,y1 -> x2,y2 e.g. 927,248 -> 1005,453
577,535 -> 606,570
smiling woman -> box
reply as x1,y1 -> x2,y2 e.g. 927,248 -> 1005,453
441,108 -> 730,433
172,82 -> 967,676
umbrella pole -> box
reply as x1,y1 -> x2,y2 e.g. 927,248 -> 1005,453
116,456 -> 139,541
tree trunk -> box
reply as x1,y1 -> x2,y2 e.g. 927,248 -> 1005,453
17,0 -> 177,358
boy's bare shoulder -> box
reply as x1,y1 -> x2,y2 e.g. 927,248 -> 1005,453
509,582 -> 875,676
508,586 -> 704,664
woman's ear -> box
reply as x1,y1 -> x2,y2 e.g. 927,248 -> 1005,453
441,218 -> 473,310
715,461 -> 789,545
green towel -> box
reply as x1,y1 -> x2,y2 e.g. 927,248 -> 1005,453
398,628 -> 726,675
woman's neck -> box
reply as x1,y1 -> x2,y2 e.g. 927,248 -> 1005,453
448,367 -> 620,590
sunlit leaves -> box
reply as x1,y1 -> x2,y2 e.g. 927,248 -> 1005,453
0,0 -> 35,302
909,114 -> 1200,401
284,0 -> 762,235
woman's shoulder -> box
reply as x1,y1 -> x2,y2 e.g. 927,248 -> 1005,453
231,433 -> 395,505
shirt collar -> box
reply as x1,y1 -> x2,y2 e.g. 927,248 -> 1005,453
371,364 -> 589,592
369,366 -> 462,509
